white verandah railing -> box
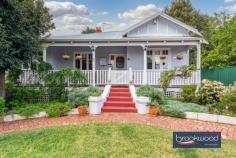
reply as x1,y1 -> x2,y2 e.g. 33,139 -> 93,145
19,68 -> 201,86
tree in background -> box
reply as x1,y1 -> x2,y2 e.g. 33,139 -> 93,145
165,0 -> 213,38
164,0 -> 232,67
202,16 -> 236,68
0,0 -> 54,97
81,27 -> 96,34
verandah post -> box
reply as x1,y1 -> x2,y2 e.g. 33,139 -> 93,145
42,46 -> 48,62
129,67 -> 133,83
142,45 -> 148,85
108,67 -> 111,84
91,45 -> 96,86
196,43 -> 201,84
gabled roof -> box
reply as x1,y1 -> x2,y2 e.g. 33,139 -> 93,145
121,10 -> 203,37
48,10 -> 206,43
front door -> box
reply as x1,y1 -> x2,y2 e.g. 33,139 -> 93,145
109,54 -> 126,70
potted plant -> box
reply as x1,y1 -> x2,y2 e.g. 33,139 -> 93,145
176,53 -> 183,60
88,91 -> 103,115
68,88 -> 89,116
77,105 -> 87,116
148,101 -> 160,116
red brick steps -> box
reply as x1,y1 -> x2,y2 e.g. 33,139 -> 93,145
102,86 -> 137,113
102,106 -> 137,112
107,97 -> 133,102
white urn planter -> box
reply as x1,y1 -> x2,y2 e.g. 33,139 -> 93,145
88,96 -> 103,115
136,97 -> 150,115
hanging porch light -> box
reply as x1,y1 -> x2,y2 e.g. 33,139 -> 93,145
75,54 -> 82,60
62,47 -> 70,60
62,54 -> 70,60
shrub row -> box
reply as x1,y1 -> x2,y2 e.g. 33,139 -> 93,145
13,102 -> 71,118
181,80 -> 236,115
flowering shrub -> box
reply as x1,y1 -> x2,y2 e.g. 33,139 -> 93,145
196,79 -> 225,106
220,84 -> 236,114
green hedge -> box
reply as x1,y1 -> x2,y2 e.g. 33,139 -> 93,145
13,102 -> 72,118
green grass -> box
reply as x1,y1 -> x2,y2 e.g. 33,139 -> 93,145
0,124 -> 236,158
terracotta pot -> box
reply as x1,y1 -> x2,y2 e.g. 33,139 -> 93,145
77,106 -> 87,116
149,106 -> 160,116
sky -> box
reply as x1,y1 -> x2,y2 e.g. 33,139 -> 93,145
44,0 -> 236,36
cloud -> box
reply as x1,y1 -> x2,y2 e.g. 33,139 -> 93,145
97,22 -> 128,32
97,11 -> 108,16
63,15 -> 93,25
221,4 -> 236,12
45,1 -> 90,17
44,1 -> 94,36
118,4 -> 162,20
224,0 -> 236,2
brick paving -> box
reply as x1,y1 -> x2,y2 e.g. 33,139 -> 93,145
0,113 -> 236,140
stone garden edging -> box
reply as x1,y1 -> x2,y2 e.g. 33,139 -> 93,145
185,112 -> 236,125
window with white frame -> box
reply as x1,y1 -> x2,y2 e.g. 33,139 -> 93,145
147,49 -> 169,70
75,53 -> 92,70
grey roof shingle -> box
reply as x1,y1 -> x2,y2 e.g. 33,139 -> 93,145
49,31 -> 122,40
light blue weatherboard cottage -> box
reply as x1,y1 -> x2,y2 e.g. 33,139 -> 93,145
21,11 -> 206,88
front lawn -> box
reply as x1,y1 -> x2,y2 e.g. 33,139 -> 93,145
0,124 -> 236,158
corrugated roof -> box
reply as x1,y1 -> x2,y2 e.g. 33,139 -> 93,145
49,31 -> 122,40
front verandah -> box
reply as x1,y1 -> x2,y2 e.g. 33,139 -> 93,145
19,67 -> 201,86
20,42 -> 201,86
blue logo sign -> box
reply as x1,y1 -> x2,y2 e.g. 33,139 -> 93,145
173,132 -> 221,148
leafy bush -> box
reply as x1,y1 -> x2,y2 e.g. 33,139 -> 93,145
47,85 -> 68,102
13,102 -> 71,118
46,102 -> 71,118
45,67 -> 87,86
0,97 -> 6,115
147,101 -> 159,107
5,85 -> 46,107
196,79 -> 225,106
220,85 -> 236,114
159,106 -> 186,118
136,85 -> 164,104
6,69 -> 23,84
164,101 -> 208,113
181,84 -> 197,102
160,70 -> 176,92
13,103 -> 48,117
176,65 -> 195,79
44,67 -> 87,102
68,87 -> 101,108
